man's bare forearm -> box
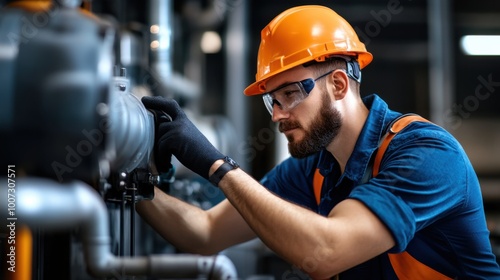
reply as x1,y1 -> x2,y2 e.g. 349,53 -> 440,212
214,165 -> 394,279
136,186 -> 256,255
136,187 -> 214,254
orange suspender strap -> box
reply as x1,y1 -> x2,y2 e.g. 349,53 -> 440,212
313,114 -> 451,278
372,115 -> 430,177
313,168 -> 324,205
372,115 -> 451,279
388,252 -> 452,280
312,114 -> 429,206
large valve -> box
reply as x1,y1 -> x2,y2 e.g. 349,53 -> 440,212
0,5 -> 114,183
0,4 -> 162,195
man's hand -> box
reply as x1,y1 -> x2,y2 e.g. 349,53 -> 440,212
141,96 -> 224,179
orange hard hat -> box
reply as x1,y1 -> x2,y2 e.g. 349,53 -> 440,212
244,5 -> 373,96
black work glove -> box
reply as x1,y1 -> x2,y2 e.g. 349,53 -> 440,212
148,111 -> 173,175
141,96 -> 225,179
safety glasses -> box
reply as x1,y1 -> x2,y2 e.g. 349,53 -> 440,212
262,70 -> 334,115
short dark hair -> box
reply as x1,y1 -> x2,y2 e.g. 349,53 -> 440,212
304,58 -> 361,94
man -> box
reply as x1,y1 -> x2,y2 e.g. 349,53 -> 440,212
137,5 -> 500,279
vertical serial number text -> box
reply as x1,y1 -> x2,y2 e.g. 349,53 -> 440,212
6,165 -> 17,273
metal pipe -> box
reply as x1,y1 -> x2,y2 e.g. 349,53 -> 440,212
225,0 -> 250,170
146,0 -> 200,99
182,0 -> 228,29
120,191 -> 126,256
1,177 -> 237,279
148,0 -> 173,81
130,187 -> 136,256
427,0 -> 454,129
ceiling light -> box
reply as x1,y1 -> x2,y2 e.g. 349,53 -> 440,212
201,31 -> 221,54
460,35 -> 500,56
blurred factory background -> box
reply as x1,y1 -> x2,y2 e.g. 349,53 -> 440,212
0,0 -> 499,279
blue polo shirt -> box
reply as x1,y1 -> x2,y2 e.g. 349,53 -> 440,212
260,94 -> 500,279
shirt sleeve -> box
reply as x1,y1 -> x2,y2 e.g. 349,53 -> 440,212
260,155 -> 320,211
349,123 -> 468,253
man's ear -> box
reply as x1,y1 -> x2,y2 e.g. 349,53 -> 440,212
330,69 -> 349,100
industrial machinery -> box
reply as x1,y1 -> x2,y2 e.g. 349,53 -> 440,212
0,0 -> 238,279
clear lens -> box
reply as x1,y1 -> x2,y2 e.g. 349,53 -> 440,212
262,82 -> 309,115
260,71 -> 334,116
263,94 -> 274,115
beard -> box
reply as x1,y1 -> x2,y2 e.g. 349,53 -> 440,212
279,92 -> 342,158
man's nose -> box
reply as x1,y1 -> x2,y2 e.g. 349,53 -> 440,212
271,104 -> 290,122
